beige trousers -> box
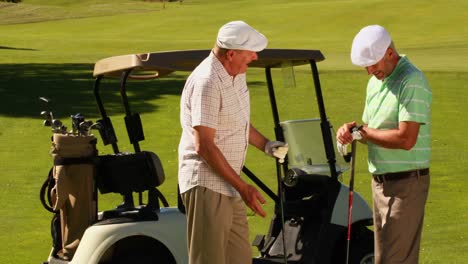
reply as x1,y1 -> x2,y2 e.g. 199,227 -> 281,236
182,186 -> 251,264
372,173 -> 430,264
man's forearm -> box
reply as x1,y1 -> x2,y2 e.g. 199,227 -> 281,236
194,126 -> 247,191
197,140 -> 246,191
249,123 -> 269,151
360,121 -> 420,150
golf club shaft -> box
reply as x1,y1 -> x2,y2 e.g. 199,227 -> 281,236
275,161 -> 288,264
346,140 -> 357,264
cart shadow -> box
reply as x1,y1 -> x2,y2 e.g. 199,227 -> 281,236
0,63 -> 188,119
0,45 -> 38,51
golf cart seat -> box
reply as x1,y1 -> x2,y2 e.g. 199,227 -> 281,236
95,151 -> 166,221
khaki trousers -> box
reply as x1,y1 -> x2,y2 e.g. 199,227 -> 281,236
372,173 -> 430,264
182,186 -> 251,264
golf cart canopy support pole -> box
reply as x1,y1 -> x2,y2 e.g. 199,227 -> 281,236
309,60 -> 338,179
120,70 -> 143,153
93,75 -> 119,154
120,69 -> 145,206
265,67 -> 284,142
120,70 -> 134,120
264,67 -> 289,245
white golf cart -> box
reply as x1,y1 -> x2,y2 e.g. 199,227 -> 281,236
41,49 -> 374,264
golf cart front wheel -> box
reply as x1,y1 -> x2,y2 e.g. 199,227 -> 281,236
332,226 -> 374,264
347,227 -> 374,264
355,253 -> 374,264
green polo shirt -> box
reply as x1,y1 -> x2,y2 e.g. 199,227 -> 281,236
362,56 -> 432,174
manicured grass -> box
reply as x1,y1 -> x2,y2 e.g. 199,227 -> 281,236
0,0 -> 467,263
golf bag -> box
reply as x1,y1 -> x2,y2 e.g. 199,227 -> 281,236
41,133 -> 98,260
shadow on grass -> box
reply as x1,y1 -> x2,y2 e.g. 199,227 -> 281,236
0,46 -> 38,51
0,63 -> 187,119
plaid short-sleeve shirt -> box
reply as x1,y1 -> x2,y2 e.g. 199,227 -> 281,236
178,52 -> 250,197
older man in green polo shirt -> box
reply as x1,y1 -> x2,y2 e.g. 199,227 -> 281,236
337,25 -> 432,264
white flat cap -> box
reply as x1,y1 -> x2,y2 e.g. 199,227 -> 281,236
351,25 -> 392,67
216,21 -> 268,52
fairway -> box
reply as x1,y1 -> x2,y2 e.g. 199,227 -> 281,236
0,0 -> 467,263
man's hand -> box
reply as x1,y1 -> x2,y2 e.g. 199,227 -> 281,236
336,122 -> 362,156
337,121 -> 359,145
238,183 -> 266,217
264,141 -> 289,163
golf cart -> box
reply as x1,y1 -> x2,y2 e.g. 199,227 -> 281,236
40,49 -> 373,264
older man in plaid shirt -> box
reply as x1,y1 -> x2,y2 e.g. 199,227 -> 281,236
178,21 -> 288,264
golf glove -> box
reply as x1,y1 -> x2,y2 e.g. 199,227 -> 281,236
265,141 -> 289,163
337,142 -> 348,157
337,130 -> 362,156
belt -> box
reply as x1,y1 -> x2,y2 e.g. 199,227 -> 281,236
373,168 -> 429,183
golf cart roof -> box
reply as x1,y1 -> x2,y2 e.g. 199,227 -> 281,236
93,49 -> 325,78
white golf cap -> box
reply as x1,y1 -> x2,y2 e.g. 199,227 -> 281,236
351,25 -> 392,67
216,20 -> 268,52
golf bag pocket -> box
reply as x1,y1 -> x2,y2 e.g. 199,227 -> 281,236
50,133 -> 98,260
96,151 -> 165,195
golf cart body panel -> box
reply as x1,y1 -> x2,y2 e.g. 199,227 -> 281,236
332,185 -> 373,226
46,207 -> 187,264
71,208 -> 187,264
